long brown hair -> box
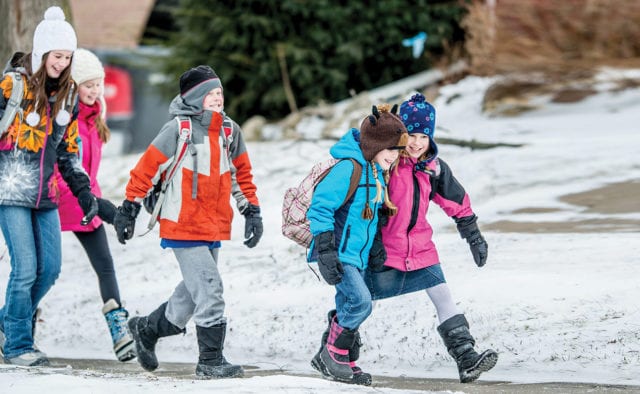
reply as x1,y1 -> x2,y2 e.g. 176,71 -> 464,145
19,52 -> 76,120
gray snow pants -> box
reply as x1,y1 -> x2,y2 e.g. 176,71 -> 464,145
165,246 -> 226,329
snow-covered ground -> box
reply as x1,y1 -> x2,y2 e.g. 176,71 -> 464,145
1,69 -> 639,393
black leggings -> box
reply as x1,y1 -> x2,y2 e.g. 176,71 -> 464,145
74,224 -> 121,305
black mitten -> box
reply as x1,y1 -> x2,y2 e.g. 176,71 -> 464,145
97,198 -> 117,224
368,231 -> 387,271
315,231 -> 344,285
456,215 -> 488,267
114,200 -> 141,245
77,189 -> 98,225
242,204 -> 263,248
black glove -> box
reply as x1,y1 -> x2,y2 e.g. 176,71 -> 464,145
114,200 -> 141,245
242,204 -> 263,248
368,208 -> 389,271
368,230 -> 387,272
315,231 -> 344,285
77,189 -> 98,226
97,198 -> 117,224
456,215 -> 488,267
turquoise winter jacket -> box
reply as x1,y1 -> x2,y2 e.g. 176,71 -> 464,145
307,128 -> 386,270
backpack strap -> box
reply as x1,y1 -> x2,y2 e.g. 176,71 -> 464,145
162,117 -> 191,188
342,158 -> 362,205
178,117 -> 198,200
0,72 -> 25,137
146,117 -> 193,230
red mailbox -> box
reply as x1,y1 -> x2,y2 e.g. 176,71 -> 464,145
103,65 -> 133,120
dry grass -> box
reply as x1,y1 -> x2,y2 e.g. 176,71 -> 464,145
462,0 -> 640,77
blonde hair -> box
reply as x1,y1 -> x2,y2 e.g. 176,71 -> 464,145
383,168 -> 399,216
363,160 -> 399,220
94,115 -> 111,143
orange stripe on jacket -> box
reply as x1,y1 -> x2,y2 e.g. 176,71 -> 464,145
232,151 -> 259,206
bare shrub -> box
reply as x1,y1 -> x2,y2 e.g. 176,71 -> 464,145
463,0 -> 640,76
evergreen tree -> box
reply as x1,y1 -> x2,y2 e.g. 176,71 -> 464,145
158,0 -> 466,122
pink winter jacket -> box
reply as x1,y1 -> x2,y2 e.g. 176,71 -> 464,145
56,101 -> 104,232
381,156 -> 474,271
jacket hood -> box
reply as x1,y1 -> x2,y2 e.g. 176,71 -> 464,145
330,128 -> 367,165
3,52 -> 29,76
168,93 -> 206,117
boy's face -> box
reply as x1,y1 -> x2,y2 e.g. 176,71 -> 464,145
203,87 -> 224,112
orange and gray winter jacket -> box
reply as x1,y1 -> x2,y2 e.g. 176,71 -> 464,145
124,95 -> 259,241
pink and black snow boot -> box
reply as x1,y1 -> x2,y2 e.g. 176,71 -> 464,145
311,310 -> 371,385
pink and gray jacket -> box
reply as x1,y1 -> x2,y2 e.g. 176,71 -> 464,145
381,156 -> 474,272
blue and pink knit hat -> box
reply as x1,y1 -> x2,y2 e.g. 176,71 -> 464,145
399,93 -> 438,157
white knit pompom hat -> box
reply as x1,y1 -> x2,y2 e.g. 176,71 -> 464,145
72,48 -> 105,85
31,6 -> 77,74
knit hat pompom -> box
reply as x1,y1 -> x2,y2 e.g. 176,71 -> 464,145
72,49 -> 105,86
31,6 -> 77,74
399,93 -> 436,137
359,105 -> 408,161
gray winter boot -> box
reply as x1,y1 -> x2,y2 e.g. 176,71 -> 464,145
195,323 -> 244,379
102,299 -> 136,362
437,314 -> 498,383
128,302 -> 184,371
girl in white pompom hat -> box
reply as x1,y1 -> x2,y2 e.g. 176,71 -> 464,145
0,6 -> 98,367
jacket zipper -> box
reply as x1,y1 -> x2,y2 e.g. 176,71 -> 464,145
407,168 -> 420,233
35,107 -> 51,208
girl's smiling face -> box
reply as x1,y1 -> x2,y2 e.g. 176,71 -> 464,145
373,148 -> 400,171
44,50 -> 73,78
77,78 -> 102,106
405,134 -> 430,159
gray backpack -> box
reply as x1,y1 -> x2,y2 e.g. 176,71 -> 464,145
0,71 -> 25,137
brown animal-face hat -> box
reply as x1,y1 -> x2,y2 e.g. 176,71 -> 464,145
359,104 -> 408,161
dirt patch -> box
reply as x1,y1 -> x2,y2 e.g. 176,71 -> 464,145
551,88 -> 597,103
561,180 -> 640,214
485,218 -> 640,233
486,181 -> 640,233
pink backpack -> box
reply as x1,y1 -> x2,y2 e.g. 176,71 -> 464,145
281,158 -> 362,248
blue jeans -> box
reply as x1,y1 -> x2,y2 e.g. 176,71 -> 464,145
0,206 -> 61,358
364,263 -> 446,300
334,264 -> 372,330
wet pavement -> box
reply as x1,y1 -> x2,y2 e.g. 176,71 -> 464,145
42,358 -> 640,393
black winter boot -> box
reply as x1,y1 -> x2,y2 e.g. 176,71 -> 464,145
128,302 -> 184,371
311,310 -> 372,386
437,314 -> 498,383
311,311 -> 357,383
348,331 -> 372,386
195,323 -> 244,379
